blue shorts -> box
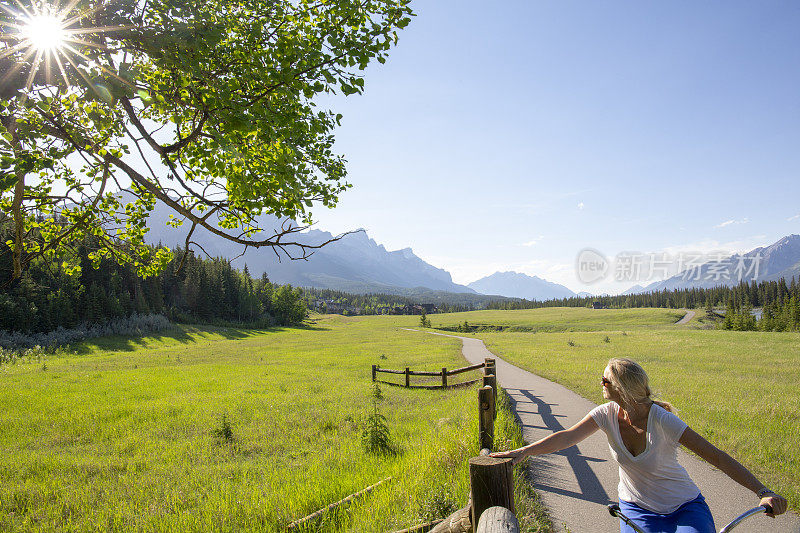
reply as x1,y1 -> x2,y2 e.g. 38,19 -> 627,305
619,494 -> 715,533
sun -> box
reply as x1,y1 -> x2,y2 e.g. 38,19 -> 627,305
1,0 -> 138,95
20,11 -> 67,52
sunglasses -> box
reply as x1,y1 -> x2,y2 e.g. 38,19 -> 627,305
601,377 -> 612,387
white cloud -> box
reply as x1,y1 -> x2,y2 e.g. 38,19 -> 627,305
788,214 -> 800,221
489,189 -> 596,214
521,235 -> 545,247
660,235 -> 768,257
714,217 -> 748,228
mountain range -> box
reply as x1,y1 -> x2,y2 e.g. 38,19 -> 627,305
142,199 -> 800,301
143,200 -> 475,295
627,235 -> 800,293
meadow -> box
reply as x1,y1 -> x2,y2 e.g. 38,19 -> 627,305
429,307 -> 686,332
0,315 -> 547,532
3,306 -> 796,531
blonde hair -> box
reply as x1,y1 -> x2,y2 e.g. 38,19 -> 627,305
606,358 -> 675,413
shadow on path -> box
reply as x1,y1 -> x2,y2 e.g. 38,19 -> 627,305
507,387 -> 612,506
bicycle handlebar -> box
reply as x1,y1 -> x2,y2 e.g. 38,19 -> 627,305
607,504 -> 647,533
609,503 -> 771,533
719,505 -> 771,533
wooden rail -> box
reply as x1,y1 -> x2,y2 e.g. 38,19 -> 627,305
476,506 -> 519,532
286,477 -> 392,530
371,361 -> 488,389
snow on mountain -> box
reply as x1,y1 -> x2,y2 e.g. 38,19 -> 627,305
640,235 -> 800,292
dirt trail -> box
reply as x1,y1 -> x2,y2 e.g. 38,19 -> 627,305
675,310 -> 696,325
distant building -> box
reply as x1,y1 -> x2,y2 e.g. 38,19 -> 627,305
311,300 -> 437,316
387,304 -> 439,315
326,303 -> 346,313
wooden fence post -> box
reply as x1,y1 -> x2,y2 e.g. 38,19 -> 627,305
478,385 -> 495,450
484,358 -> 496,376
469,456 -> 515,529
372,364 -> 377,382
405,367 -> 410,388
442,367 -> 447,388
483,373 -> 497,407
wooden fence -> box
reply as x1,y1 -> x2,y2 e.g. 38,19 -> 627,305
470,360 -> 517,532
389,358 -> 520,533
371,360 -> 490,389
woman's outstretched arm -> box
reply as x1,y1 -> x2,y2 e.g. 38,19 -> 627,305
679,427 -> 788,517
490,413 -> 599,464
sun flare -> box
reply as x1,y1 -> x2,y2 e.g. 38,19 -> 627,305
20,12 -> 67,52
1,0 -> 137,94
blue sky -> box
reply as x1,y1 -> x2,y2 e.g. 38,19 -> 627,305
312,1 -> 800,294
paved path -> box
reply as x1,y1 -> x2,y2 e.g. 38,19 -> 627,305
675,310 -> 696,325
406,329 -> 800,533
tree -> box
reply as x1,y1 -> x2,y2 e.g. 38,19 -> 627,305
0,0 -> 413,279
271,284 -> 306,325
723,296 -> 735,330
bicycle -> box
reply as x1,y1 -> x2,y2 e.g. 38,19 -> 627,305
607,502 -> 774,533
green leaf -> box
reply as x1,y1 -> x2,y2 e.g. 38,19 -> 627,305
0,172 -> 18,192
1,0 -> 415,278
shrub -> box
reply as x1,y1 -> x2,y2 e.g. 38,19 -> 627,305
361,410 -> 393,455
0,344 -> 52,366
361,385 -> 396,456
419,312 -> 431,328
371,383 -> 383,401
0,313 -> 172,351
213,415 -> 234,442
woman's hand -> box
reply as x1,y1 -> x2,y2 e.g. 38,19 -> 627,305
761,492 -> 788,517
489,448 -> 526,465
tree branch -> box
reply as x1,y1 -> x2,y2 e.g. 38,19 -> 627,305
119,97 -> 165,155
162,110 -> 208,154
106,152 -> 355,258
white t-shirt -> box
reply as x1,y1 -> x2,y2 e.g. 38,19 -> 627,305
589,402 -> 700,514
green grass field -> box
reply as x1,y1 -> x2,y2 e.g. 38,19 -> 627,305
3,306 -> 796,531
428,307 -> 687,332
0,315 -> 547,532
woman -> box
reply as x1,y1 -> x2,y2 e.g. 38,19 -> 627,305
490,357 -> 788,533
